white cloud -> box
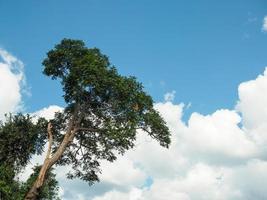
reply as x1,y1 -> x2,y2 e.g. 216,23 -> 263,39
183,109 -> 258,162
0,48 -> 25,120
139,164 -> 234,200
32,105 -> 63,120
236,67 -> 267,146
99,158 -> 146,187
86,67 -> 267,200
16,66 -> 267,200
262,16 -> 267,32
92,160 -> 267,200
142,161 -> 263,200
127,102 -> 188,178
92,188 -> 143,200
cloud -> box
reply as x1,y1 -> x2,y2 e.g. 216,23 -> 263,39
92,188 -> 143,200
183,109 -> 258,163
262,16 -> 267,32
99,158 -> 146,187
88,67 -> 267,200
236,67 -> 267,146
131,160 -> 267,200
19,66 -> 267,200
0,48 -> 26,120
32,105 -> 63,120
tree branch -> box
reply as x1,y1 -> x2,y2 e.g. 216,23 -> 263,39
45,122 -> 53,160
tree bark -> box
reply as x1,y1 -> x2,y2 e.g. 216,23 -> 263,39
24,121 -> 76,200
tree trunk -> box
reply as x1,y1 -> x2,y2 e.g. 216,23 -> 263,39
24,121 -> 76,200
24,158 -> 51,200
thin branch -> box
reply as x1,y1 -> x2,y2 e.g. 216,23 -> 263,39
138,127 -> 152,135
73,143 -> 82,158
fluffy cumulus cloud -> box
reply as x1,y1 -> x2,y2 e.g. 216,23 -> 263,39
0,48 -> 25,120
236,68 -> 267,146
87,67 -> 267,200
32,105 -> 63,120
183,109 -> 257,163
16,66 -> 267,199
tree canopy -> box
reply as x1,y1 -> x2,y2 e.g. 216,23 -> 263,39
42,39 -> 171,184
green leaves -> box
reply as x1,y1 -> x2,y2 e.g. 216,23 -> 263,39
0,164 -> 21,200
42,38 -> 171,184
0,114 -> 48,171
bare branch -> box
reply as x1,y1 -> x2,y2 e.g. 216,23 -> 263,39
45,122 -> 53,160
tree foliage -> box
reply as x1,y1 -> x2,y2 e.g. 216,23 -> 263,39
42,39 -> 171,184
0,164 -> 21,200
0,115 -> 60,200
0,114 -> 47,171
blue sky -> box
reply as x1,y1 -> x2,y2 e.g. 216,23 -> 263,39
1,0 -> 267,116
1,1 -> 267,199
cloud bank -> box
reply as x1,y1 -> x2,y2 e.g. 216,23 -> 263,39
85,67 -> 267,200
0,48 -> 25,120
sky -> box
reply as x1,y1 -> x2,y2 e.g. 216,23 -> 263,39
1,1 -> 267,199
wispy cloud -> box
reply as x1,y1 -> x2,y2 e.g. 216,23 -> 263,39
164,90 -> 176,102
262,16 -> 267,32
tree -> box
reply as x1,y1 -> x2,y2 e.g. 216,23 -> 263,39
0,114 -> 47,172
0,114 -> 46,200
0,115 -> 60,200
22,38 -> 171,199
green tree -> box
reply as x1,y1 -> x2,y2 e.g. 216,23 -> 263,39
0,114 -> 47,172
19,39 -> 170,200
0,114 -> 45,200
0,115 -> 60,200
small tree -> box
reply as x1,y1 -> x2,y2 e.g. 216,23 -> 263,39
23,39 -> 170,199
0,114 -> 60,200
0,114 -> 47,172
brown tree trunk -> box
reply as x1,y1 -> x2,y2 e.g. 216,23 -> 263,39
24,158 -> 51,200
24,121 -> 77,200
